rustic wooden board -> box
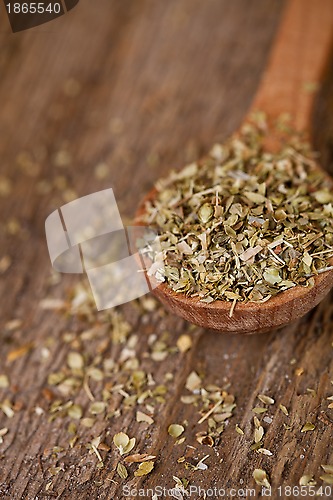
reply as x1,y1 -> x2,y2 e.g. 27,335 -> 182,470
1,0 -> 333,499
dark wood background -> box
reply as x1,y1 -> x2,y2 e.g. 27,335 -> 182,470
1,1 -> 333,499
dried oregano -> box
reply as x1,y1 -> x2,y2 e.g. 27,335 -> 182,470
140,116 -> 333,310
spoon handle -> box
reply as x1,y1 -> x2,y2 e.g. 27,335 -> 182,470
250,0 -> 333,132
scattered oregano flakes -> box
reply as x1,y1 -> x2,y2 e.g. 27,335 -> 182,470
134,461 -> 154,477
0,375 -> 9,388
320,474 -> 333,484
116,462 -> 128,479
67,352 -> 84,370
196,433 -> 214,446
235,424 -> 244,435
321,464 -> 333,474
0,427 -> 8,444
136,410 -> 154,425
0,400 -> 14,418
67,404 -> 83,420
89,402 -> 106,415
176,335 -> 192,353
124,453 -> 156,464
301,422 -> 315,432
299,475 -> 316,486
168,424 -> 185,438
253,468 -> 271,488
258,394 -> 275,405
113,432 -> 136,455
254,425 -> 264,443
185,371 -> 201,392
279,404 -> 289,415
257,448 -> 273,456
252,407 -> 267,414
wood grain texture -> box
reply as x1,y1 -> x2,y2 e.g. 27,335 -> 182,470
1,1 -> 333,499
252,0 -> 333,131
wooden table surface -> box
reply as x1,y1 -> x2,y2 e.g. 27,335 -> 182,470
1,1 -> 333,499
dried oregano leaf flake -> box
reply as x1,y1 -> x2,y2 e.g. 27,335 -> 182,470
124,453 -> 156,463
0,375 -> 9,388
253,468 -> 271,488
252,407 -> 267,414
299,475 -> 316,486
235,424 -> 244,435
168,424 -> 185,438
116,462 -> 128,479
113,432 -> 136,455
185,371 -> 201,391
176,334 -> 192,353
134,461 -> 154,477
89,402 -> 106,415
258,394 -> 275,405
301,422 -> 315,432
279,404 -> 289,416
136,410 -> 154,425
321,464 -> 333,474
67,404 -> 83,420
320,474 -> 333,484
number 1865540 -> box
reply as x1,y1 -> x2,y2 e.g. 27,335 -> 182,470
6,3 -> 62,14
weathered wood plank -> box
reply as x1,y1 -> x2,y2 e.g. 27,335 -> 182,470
1,1 -> 333,499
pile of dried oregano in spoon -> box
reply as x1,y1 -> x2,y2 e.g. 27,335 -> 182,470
140,117 -> 333,312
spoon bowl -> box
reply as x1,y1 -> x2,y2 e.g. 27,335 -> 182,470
136,188 -> 333,334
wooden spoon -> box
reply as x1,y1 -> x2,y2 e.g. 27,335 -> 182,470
136,0 -> 333,334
